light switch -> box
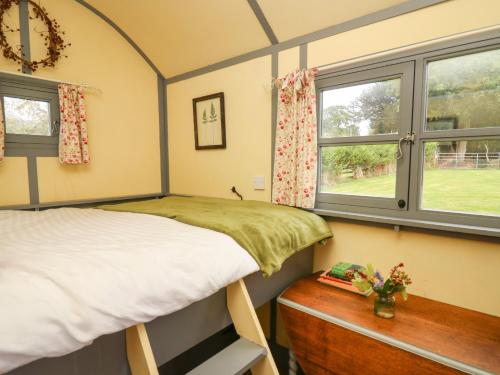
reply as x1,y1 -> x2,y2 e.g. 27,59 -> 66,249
253,176 -> 265,190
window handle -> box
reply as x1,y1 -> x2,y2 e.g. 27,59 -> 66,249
396,132 -> 415,160
52,119 -> 59,135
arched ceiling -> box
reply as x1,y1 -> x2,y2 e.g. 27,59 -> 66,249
84,0 -> 411,78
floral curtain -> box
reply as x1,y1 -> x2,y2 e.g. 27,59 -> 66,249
0,99 -> 4,163
272,68 -> 318,209
58,84 -> 90,164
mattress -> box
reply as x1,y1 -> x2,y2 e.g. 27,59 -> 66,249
0,208 -> 259,373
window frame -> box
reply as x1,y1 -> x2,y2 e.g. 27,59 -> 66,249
408,43 -> 500,230
0,73 -> 59,157
316,61 -> 414,211
314,32 -> 500,236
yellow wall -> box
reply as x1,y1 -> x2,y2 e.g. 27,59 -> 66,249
278,47 -> 300,77
315,222 -> 500,316
0,6 -> 28,206
167,0 -> 500,317
0,158 -> 29,206
308,0 -> 500,68
167,56 -> 272,201
0,0 -> 161,205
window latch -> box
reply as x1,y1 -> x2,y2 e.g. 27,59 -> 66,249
52,119 -> 60,135
396,132 -> 415,160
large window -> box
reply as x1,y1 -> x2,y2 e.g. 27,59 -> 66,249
315,37 -> 500,235
1,74 -> 59,156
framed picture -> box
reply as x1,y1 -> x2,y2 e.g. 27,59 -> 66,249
426,116 -> 458,131
192,92 -> 226,150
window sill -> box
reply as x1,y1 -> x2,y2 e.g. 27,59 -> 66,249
313,208 -> 500,238
5,141 -> 58,157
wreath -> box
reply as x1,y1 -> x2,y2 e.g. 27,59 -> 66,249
0,0 -> 70,72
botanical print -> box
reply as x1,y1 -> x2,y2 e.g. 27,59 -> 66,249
196,98 -> 222,146
0,100 -> 4,163
272,68 -> 319,209
58,84 -> 89,164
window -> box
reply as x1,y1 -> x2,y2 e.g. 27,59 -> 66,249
4,97 -> 52,136
317,62 -> 414,211
315,36 -> 500,235
425,49 -> 500,132
421,139 -> 500,216
1,74 -> 59,156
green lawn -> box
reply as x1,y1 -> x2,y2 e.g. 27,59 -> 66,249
322,169 -> 500,215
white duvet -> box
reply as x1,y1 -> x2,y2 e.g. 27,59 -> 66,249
0,208 -> 259,373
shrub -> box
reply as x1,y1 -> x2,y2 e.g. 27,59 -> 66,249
322,144 -> 396,180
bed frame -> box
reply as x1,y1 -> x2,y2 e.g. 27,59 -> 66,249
7,246 -> 313,375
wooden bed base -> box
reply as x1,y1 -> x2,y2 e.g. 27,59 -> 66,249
125,279 -> 279,375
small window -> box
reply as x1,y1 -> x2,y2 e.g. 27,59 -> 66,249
4,97 -> 52,136
425,49 -> 500,132
320,144 -> 398,198
421,139 -> 500,216
0,74 -> 59,156
321,78 -> 401,138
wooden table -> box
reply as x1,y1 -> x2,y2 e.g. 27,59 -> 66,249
278,273 -> 500,375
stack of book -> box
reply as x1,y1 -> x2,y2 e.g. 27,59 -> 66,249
317,262 -> 373,296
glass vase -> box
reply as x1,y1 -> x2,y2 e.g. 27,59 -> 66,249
374,293 -> 395,319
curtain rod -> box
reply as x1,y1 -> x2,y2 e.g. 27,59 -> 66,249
0,69 -> 102,92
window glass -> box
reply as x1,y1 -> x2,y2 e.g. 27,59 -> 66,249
321,79 -> 400,137
4,96 -> 52,136
426,49 -> 500,131
421,139 -> 500,216
320,144 -> 398,197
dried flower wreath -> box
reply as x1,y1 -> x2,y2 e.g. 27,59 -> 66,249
0,0 -> 70,72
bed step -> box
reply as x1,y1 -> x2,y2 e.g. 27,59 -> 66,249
127,279 -> 278,375
186,337 -> 267,375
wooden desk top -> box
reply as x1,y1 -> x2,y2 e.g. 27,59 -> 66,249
278,273 -> 500,375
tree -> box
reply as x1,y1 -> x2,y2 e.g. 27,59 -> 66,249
355,80 -> 400,135
4,98 -> 50,135
321,104 -> 360,137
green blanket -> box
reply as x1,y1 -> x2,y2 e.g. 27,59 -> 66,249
99,196 -> 332,276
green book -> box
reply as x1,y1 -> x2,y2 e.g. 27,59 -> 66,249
329,262 -> 364,281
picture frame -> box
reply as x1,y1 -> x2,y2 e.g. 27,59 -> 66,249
192,92 -> 226,150
426,116 -> 458,131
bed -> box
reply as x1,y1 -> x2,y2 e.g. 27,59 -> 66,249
0,197 -> 331,374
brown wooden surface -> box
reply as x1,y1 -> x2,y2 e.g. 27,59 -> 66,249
280,272 -> 500,374
280,304 -> 462,375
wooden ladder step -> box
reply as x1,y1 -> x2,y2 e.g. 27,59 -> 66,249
186,337 -> 267,375
127,279 -> 279,375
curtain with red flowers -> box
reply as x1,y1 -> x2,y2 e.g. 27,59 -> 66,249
0,100 -> 4,163
272,68 -> 318,209
58,84 -> 89,164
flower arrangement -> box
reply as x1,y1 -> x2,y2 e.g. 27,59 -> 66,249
349,263 -> 412,318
